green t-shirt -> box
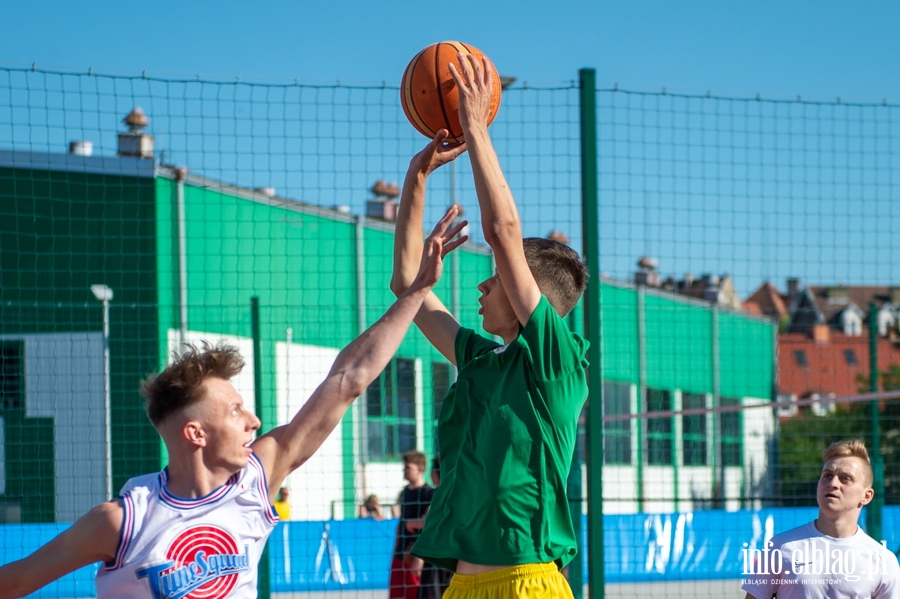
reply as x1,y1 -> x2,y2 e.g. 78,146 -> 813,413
411,296 -> 589,571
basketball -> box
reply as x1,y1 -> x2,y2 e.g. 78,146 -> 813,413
401,41 -> 502,143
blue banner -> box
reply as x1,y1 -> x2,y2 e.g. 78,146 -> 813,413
3,507 -> 898,595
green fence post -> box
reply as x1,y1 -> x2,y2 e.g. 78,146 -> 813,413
580,67 -> 605,599
251,295 -> 271,599
868,301 -> 884,543
568,457 -> 585,599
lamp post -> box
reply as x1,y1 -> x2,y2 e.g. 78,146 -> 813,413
91,284 -> 113,500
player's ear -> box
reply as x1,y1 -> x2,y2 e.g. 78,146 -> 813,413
860,487 -> 874,507
184,420 -> 207,447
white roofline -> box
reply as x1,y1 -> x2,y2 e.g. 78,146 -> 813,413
0,149 -> 157,178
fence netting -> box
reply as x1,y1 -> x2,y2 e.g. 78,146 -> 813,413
1,65 -> 899,598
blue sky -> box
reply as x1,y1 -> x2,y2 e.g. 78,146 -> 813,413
2,1 -> 899,295
2,1 -> 898,100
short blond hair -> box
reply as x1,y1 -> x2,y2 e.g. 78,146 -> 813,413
822,439 -> 873,487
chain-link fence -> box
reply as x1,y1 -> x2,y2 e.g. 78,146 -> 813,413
1,64 -> 899,598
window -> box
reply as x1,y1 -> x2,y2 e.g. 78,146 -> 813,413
720,397 -> 742,467
843,349 -> 858,366
0,341 -> 23,412
681,393 -> 707,466
794,350 -> 808,367
603,381 -> 632,464
431,362 -> 452,450
646,388 -> 673,465
366,358 -> 417,460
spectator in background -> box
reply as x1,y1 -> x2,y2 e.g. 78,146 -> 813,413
390,450 -> 433,599
360,494 -> 386,520
274,487 -> 292,521
742,439 -> 900,599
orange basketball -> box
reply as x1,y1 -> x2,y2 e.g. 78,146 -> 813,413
401,41 -> 502,143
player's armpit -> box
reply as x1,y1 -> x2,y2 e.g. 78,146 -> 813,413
0,499 -> 122,599
413,292 -> 460,365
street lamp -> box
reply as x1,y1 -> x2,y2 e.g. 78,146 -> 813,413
90,284 -> 113,500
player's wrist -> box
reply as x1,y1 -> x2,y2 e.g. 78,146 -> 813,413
461,119 -> 490,138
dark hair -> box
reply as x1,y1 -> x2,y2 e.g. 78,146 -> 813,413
431,455 -> 441,472
522,237 -> 589,317
402,449 -> 427,469
141,342 -> 245,427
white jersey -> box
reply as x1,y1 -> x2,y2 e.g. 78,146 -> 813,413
95,453 -> 279,599
742,521 -> 900,599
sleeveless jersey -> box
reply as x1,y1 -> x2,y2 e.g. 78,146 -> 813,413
95,452 -> 279,599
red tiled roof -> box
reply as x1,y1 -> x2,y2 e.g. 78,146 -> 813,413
744,301 -> 763,316
745,282 -> 789,320
778,332 -> 900,397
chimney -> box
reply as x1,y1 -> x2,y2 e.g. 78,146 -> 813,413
826,284 -> 850,304
69,141 -> 93,156
117,107 -> 154,159
812,324 -> 830,343
634,256 -> 661,287
366,180 -> 401,221
787,278 -> 800,299
890,287 -> 900,305
366,198 -> 396,221
547,230 -> 570,244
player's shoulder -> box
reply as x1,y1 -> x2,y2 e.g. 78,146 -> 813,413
119,471 -> 161,497
81,498 -> 126,536
769,521 -> 817,548
526,295 -> 559,326
522,295 -> 584,343
858,530 -> 900,563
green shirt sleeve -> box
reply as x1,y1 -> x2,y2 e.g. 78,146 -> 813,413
520,296 -> 590,381
455,327 -> 502,368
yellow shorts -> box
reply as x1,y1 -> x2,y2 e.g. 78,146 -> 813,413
444,563 -> 574,599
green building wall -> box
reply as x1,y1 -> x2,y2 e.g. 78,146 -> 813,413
0,164 -> 163,521
600,280 -> 775,397
155,173 -> 495,514
0,154 -> 774,522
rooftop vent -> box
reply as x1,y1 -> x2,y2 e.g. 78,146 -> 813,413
118,107 -> 154,159
68,141 -> 93,156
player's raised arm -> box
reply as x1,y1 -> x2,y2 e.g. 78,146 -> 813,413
253,207 -> 467,497
0,500 -> 122,599
391,133 -> 467,363
449,54 -> 542,327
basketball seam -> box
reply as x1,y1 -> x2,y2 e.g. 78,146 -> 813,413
435,42 -> 457,142
403,50 -> 437,139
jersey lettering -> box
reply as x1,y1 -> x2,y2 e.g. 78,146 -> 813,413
135,525 -> 250,599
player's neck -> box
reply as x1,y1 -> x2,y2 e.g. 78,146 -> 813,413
165,457 -> 236,499
406,478 -> 426,489
814,514 -> 860,539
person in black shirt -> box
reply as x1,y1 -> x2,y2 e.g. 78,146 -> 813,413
389,450 -> 434,599
417,456 -> 451,599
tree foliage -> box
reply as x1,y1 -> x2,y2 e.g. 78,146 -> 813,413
778,365 -> 900,506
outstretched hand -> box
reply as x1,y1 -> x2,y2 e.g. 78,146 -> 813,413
448,53 -> 494,132
410,129 -> 467,176
409,205 -> 469,291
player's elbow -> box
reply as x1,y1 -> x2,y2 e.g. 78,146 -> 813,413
335,368 -> 371,403
389,275 -> 407,298
483,218 -> 520,247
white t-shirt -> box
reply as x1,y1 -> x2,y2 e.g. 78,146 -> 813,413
742,521 -> 900,599
95,453 -> 279,599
